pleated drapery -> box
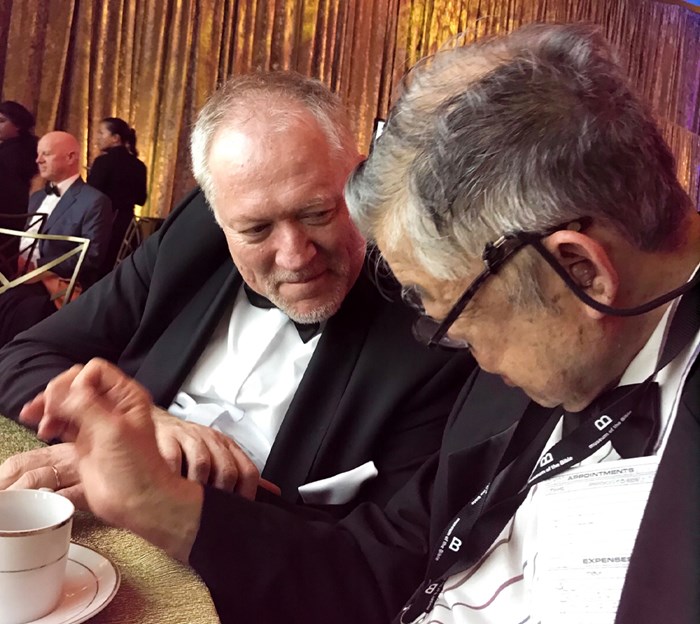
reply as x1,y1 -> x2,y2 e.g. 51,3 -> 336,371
1,0 -> 698,217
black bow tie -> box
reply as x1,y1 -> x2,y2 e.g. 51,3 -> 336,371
561,381 -> 660,458
243,284 -> 321,343
44,182 -> 61,197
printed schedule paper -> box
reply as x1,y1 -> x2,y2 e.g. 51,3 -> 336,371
530,456 -> 659,624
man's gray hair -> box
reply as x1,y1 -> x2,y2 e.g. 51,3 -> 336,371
346,23 -> 692,305
191,71 -> 357,209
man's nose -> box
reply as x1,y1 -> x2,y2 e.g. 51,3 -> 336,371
274,225 -> 317,271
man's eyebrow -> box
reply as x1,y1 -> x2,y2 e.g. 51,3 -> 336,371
298,195 -> 339,211
232,218 -> 271,230
229,195 -> 341,227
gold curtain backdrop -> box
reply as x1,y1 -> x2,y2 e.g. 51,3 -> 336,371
1,0 -> 698,217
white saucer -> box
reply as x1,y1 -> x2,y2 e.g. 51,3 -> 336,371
29,543 -> 120,624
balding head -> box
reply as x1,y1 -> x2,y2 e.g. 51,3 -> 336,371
191,71 -> 358,212
36,131 -> 80,182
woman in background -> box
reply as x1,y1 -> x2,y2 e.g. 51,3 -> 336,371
88,116 -> 147,275
0,101 -> 39,274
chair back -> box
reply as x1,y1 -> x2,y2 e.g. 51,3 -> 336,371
116,217 -> 142,265
0,228 -> 90,306
115,216 -> 165,266
0,213 -> 48,278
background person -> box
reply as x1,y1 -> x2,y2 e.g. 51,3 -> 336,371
0,100 -> 39,267
88,116 -> 147,276
0,131 -> 111,347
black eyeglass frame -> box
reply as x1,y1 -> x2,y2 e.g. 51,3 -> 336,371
422,218 -> 593,349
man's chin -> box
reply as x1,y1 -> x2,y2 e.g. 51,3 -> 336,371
267,285 -> 344,323
527,391 -> 587,411
515,384 -> 561,409
270,274 -> 349,323
278,297 -> 342,324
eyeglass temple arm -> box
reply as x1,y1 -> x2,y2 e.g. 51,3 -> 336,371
528,238 -> 697,317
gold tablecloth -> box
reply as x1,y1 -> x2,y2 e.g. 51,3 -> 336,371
0,415 -> 221,623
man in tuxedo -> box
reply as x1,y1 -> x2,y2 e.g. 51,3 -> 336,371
0,131 -> 112,347
0,73 -> 469,510
15,24 -> 699,624
24,131 -> 111,286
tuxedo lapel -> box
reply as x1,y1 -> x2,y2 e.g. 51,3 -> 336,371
435,373 -> 559,544
133,262 -> 242,405
439,378 -> 524,508
615,361 -> 700,624
27,191 -> 46,215
42,178 -> 82,232
263,271 -> 378,498
38,179 -> 82,259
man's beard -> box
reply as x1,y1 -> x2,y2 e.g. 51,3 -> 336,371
263,262 -> 351,324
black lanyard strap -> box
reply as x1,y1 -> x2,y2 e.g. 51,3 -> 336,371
398,278 -> 700,624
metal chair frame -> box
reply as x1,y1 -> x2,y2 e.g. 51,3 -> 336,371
0,212 -> 48,277
0,227 -> 90,306
116,216 -> 143,266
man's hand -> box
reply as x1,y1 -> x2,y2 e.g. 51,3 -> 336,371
1,404 -> 279,506
152,407 -> 270,500
0,443 -> 89,509
19,359 -> 203,562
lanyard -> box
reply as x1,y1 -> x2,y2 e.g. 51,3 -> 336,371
399,277 -> 700,624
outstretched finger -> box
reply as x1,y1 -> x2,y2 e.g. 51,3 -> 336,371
156,433 -> 185,475
180,436 -> 213,484
22,365 -> 84,441
259,478 -> 281,497
71,359 -> 153,422
0,445 -> 80,491
17,393 -> 46,430
23,359 -> 150,445
6,466 -> 61,492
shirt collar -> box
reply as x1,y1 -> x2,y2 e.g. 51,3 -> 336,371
619,261 -> 700,386
54,174 -> 80,195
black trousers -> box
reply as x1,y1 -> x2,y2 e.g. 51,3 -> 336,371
0,283 -> 56,348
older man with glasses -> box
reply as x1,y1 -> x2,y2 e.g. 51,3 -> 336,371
14,23 -> 700,624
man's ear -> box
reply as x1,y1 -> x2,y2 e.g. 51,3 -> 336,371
542,230 -> 619,319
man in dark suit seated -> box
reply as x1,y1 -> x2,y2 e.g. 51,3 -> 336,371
0,131 -> 112,347
0,73 -> 470,512
13,24 -> 699,624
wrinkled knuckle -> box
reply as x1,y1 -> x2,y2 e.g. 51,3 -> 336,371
160,447 -> 178,464
210,428 -> 228,443
219,464 -> 239,490
239,463 -> 260,482
14,472 -> 40,490
134,383 -> 151,405
192,454 -> 211,477
0,455 -> 25,479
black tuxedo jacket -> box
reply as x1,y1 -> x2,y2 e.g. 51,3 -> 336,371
190,349 -> 699,623
87,146 -> 148,276
0,189 -> 472,507
27,178 -> 112,287
87,146 -> 148,217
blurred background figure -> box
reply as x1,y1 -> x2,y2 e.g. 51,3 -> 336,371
0,131 -> 112,348
0,101 -> 39,266
88,117 -> 147,276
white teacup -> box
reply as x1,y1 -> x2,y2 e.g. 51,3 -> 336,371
0,489 -> 74,624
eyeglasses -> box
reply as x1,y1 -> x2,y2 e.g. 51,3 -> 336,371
401,219 -> 591,349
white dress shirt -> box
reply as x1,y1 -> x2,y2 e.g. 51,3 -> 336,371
168,286 -> 321,471
21,174 -> 80,264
